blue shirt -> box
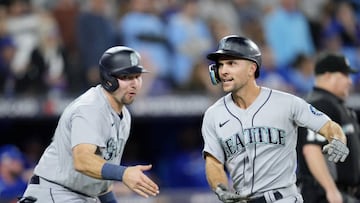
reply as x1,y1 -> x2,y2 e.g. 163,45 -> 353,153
264,8 -> 315,67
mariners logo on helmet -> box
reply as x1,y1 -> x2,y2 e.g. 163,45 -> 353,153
130,52 -> 139,67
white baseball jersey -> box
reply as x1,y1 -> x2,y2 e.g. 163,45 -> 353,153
202,87 -> 330,196
34,85 -> 131,196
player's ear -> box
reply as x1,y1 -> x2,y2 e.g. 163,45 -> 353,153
248,61 -> 257,77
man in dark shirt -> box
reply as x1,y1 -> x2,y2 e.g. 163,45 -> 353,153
297,52 -> 360,203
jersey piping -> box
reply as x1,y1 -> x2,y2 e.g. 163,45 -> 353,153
223,88 -> 273,195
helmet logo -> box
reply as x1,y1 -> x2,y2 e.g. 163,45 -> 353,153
130,53 -> 139,66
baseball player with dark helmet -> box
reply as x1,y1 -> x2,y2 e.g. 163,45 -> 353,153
201,35 -> 350,203
20,46 -> 159,203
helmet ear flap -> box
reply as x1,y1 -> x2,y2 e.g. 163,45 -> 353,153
208,64 -> 220,85
100,68 -> 119,92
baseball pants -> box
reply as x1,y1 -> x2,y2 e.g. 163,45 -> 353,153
22,175 -> 99,203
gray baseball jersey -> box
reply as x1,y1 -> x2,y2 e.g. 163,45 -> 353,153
202,87 -> 330,196
34,85 -> 130,196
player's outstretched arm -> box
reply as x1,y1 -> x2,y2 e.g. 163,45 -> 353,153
122,164 -> 159,198
73,144 -> 159,197
318,120 -> 349,163
205,153 -> 246,203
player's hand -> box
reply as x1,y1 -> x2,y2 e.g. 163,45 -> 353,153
323,139 -> 349,163
325,188 -> 343,203
122,164 -> 159,198
214,184 -> 248,203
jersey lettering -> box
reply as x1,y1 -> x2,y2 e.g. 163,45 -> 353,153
222,127 -> 286,159
103,138 -> 124,160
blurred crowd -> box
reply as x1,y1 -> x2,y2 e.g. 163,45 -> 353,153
0,0 -> 359,100
0,144 -> 35,203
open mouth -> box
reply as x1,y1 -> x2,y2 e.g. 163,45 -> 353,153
128,92 -> 136,96
222,78 -> 233,83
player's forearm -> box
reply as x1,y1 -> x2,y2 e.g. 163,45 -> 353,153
73,144 -> 106,179
205,155 -> 228,190
303,144 -> 338,193
318,120 -> 346,144
75,153 -> 106,179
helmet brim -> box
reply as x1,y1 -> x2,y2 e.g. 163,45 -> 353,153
207,50 -> 248,62
112,65 -> 149,76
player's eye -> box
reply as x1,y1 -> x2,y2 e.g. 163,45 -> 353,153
229,61 -> 236,66
117,74 -> 141,80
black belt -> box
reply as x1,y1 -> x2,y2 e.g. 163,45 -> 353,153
29,175 -> 91,198
248,191 -> 283,203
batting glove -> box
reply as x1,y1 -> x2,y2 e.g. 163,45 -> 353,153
214,184 -> 248,203
323,139 -> 349,163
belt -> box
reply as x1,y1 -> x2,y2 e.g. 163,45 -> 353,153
247,191 -> 283,203
29,175 -> 91,198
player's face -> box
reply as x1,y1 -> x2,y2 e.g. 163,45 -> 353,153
217,58 -> 256,92
114,73 -> 143,105
330,72 -> 353,99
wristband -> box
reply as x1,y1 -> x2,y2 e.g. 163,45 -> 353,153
101,163 -> 127,181
98,191 -> 117,203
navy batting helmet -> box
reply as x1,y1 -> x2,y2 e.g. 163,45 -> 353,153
207,35 -> 262,85
99,46 -> 148,92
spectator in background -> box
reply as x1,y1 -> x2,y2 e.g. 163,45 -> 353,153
333,1 -> 360,92
181,58 -> 222,98
233,0 -> 264,42
298,0 -> 328,49
263,0 -> 315,69
5,0 -> 42,95
166,0 -> 212,89
198,0 -> 239,35
0,36 -> 16,97
333,1 -> 360,48
287,53 -> 315,96
26,12 -> 69,97
0,6 -> 16,97
51,0 -> 81,94
0,144 -> 28,203
257,44 -> 295,94
76,0 -> 118,89
318,1 -> 360,92
119,0 -> 172,96
206,17 -> 232,45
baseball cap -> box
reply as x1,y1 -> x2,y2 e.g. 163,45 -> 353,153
0,144 -> 24,162
315,53 -> 358,75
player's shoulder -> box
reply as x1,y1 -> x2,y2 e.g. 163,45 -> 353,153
268,87 -> 297,98
65,86 -> 107,114
266,87 -> 305,102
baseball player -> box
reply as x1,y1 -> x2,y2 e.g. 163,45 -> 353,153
201,35 -> 350,203
19,46 -> 159,203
